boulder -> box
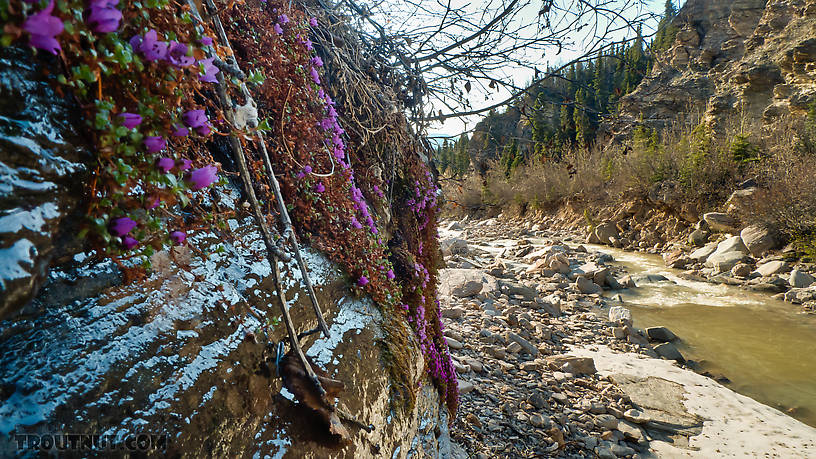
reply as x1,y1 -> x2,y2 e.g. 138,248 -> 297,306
575,276 -> 603,294
705,236 -> 750,271
725,187 -> 759,213
691,242 -> 719,262
452,280 -> 483,298
689,228 -> 710,247
445,221 -> 463,231
703,212 -> 741,233
594,222 -> 620,245
663,250 -> 692,269
608,306 -> 633,326
731,263 -> 753,278
500,280 -> 537,300
507,332 -> 539,356
441,237 -> 469,256
740,225 -> 778,256
707,252 -> 750,272
545,355 -> 597,375
654,342 -> 685,362
790,269 -> 816,288
755,260 -> 789,277
646,326 -> 678,342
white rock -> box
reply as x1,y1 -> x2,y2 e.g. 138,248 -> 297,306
608,306 -> 633,326
790,269 -> 815,288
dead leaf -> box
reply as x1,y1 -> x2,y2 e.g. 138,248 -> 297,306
278,350 -> 350,442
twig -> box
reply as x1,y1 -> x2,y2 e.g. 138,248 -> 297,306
188,0 -> 329,396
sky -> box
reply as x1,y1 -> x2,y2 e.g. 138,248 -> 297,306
409,0 -> 686,139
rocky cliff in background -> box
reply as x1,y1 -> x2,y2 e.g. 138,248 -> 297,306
605,0 -> 816,139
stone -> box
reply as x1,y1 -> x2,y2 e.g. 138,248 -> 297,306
740,225 -> 778,256
465,413 -> 482,429
623,409 -> 646,424
551,392 -> 568,403
595,414 -> 619,430
611,327 -> 626,340
646,326 -> 677,342
705,236 -> 750,272
707,251 -> 750,272
529,413 -> 549,428
731,263 -> 753,278
445,337 -> 464,350
464,358 -> 484,373
611,444 -> 636,457
451,280 -> 482,298
755,260 -> 789,276
790,270 -> 816,288
528,392 -> 547,409
500,281 -> 537,300
458,380 -> 475,394
441,237 -> 469,256
617,420 -> 644,441
703,212 -> 741,233
597,447 -> 616,459
654,342 -> 685,362
609,306 -> 633,326
606,275 -> 624,290
446,221 -> 463,231
594,222 -> 620,245
507,332 -> 539,356
442,307 -> 465,319
690,242 -> 719,262
506,341 -> 522,354
576,276 -> 603,294
545,355 -> 597,375
663,250 -> 691,269
689,228 -> 710,246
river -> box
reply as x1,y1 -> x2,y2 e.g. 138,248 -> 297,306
591,244 -> 816,428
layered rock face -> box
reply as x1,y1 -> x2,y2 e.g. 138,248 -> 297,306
0,34 -> 454,459
605,0 -> 816,139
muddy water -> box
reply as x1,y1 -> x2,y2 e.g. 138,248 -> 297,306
591,245 -> 816,428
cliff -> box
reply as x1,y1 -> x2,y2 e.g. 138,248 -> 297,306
0,1 -> 459,457
605,0 -> 816,139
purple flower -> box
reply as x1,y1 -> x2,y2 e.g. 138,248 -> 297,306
182,109 -> 208,128
156,157 -> 174,173
195,124 -> 211,136
134,29 -> 168,62
197,57 -> 219,83
168,41 -> 195,67
119,112 -> 142,129
110,217 -> 137,237
386,269 -> 395,280
23,0 -> 64,55
309,17 -> 318,27
200,36 -> 213,46
187,165 -> 218,190
122,236 -> 139,249
273,24 -> 283,35
351,217 -> 362,229
144,136 -> 166,153
314,182 -> 325,193
304,39 -> 313,51
146,196 -> 160,209
279,14 -> 289,24
170,231 -> 187,245
86,0 -> 122,34
311,56 -> 323,67
171,123 -> 189,137
178,159 -> 192,170
296,165 -> 312,179
309,67 -> 320,85
357,276 -> 369,287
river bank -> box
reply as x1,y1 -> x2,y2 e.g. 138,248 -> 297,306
440,218 -> 816,458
